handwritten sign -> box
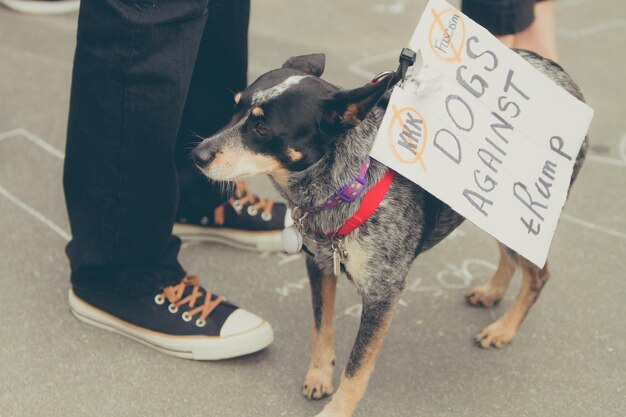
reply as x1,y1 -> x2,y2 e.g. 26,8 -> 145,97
370,0 -> 593,267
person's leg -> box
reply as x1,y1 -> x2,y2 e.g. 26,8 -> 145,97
64,0 -> 273,359
64,0 -> 210,297
462,0 -> 535,38
513,0 -> 559,62
175,0 -> 250,216
498,34 -> 516,48
173,0 -> 290,252
462,0 -> 558,61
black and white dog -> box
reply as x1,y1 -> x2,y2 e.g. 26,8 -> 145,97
191,52 -> 588,417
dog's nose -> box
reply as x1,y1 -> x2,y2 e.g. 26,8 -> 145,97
191,146 -> 217,169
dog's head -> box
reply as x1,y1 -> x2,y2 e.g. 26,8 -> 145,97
191,53 -> 392,184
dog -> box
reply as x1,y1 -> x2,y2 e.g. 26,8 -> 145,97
191,52 -> 588,417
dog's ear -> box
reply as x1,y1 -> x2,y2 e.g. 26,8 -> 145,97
281,53 -> 325,77
322,73 -> 393,131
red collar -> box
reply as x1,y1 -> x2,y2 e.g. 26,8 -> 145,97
326,169 -> 395,237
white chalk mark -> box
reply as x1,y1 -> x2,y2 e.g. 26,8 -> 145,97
0,184 -> 71,241
0,129 -> 69,241
277,253 -> 302,266
18,128 -> 65,160
446,228 -> 466,240
407,277 -> 445,297
0,128 -> 23,141
561,214 -> 626,241
348,50 -> 399,80
436,259 -> 496,290
274,277 -> 308,297
558,19 -> 625,39
343,304 -> 363,319
372,0 -> 407,14
347,64 -> 377,81
0,127 -> 65,160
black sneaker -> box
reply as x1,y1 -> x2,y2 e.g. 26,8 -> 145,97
0,0 -> 79,14
69,276 -> 273,360
174,181 -> 291,252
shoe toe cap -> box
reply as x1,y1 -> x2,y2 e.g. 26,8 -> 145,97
220,308 -> 266,337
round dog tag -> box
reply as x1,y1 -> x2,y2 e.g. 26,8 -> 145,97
281,226 -> 303,254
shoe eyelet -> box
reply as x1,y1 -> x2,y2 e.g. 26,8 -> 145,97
261,212 -> 272,221
195,319 -> 206,328
168,304 -> 179,313
154,294 -> 165,305
232,200 -> 243,211
247,206 -> 258,216
182,312 -> 192,322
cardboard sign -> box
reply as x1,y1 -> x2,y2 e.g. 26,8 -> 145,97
370,0 -> 593,267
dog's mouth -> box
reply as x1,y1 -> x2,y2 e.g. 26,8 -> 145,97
201,165 -> 256,182
198,147 -> 283,182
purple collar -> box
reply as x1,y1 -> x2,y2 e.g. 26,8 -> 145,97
302,157 -> 371,213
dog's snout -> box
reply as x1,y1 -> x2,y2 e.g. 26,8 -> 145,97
191,146 -> 217,169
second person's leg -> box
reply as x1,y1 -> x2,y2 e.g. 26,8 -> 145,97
174,0 -> 290,253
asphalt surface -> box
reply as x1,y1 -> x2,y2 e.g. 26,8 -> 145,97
1,1 -> 625,416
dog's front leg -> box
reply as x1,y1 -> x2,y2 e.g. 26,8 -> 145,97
316,292 -> 400,417
303,257 -> 338,400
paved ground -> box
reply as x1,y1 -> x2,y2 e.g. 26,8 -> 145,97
1,1 -> 625,416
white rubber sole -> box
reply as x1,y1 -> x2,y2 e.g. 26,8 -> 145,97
69,290 -> 274,360
173,223 -> 284,253
0,0 -> 80,15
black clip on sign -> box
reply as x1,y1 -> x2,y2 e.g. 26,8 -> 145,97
394,48 -> 417,85
371,48 -> 417,89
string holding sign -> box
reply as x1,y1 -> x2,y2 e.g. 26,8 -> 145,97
370,0 -> 593,267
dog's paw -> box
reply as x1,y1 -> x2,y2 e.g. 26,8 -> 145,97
474,319 -> 518,349
303,367 -> 335,400
465,283 -> 504,308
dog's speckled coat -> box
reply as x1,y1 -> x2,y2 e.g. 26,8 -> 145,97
192,51 -> 588,417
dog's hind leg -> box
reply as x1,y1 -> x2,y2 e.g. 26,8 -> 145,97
316,292 -> 400,417
475,255 -> 550,349
466,241 -> 518,308
303,257 -> 338,400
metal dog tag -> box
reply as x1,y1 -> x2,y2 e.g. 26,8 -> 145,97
332,248 -> 341,277
331,237 -> 348,277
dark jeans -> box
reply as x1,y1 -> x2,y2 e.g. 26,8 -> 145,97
63,0 -> 250,297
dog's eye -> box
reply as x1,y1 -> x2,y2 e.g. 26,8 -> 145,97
255,122 -> 270,136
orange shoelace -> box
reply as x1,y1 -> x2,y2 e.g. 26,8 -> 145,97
214,181 -> 275,225
157,276 -> 223,327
